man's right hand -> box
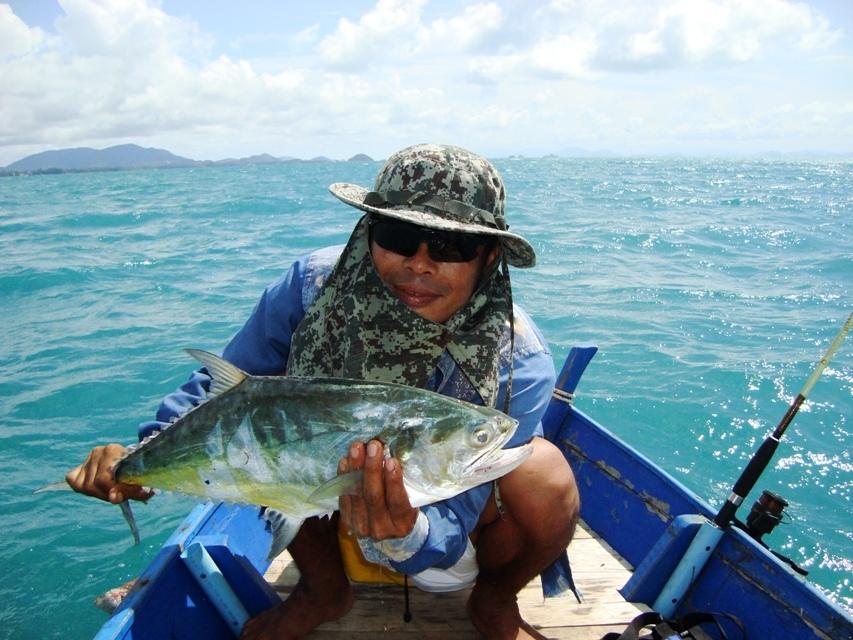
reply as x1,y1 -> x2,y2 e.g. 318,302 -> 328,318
65,444 -> 152,503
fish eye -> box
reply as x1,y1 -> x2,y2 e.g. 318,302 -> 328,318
470,426 -> 492,447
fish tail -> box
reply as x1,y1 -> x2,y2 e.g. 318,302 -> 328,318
119,501 -> 141,545
34,479 -> 141,544
33,480 -> 71,494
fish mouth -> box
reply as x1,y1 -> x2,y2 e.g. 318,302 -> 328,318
464,443 -> 533,483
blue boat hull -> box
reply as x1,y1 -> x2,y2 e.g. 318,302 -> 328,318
95,502 -> 279,640
548,403 -> 851,639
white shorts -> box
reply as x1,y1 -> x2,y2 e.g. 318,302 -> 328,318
409,538 -> 479,592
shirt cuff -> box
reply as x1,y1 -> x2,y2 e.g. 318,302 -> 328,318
357,511 -> 429,564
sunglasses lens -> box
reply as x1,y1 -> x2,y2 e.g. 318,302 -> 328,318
371,218 -> 419,256
428,235 -> 475,262
370,218 -> 490,262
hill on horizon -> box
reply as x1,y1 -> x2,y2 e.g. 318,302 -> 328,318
2,144 -> 378,173
4,144 -> 197,172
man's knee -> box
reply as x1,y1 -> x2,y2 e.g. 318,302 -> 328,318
498,438 -> 579,542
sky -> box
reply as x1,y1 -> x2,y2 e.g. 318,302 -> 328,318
1,0 -> 852,166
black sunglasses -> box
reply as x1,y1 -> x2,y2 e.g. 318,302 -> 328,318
369,216 -> 495,263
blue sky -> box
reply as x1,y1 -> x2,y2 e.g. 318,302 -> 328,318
2,0 -> 852,165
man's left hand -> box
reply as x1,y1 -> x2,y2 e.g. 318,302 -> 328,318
338,439 -> 418,540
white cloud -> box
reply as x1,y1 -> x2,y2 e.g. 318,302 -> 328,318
54,0 -> 202,59
529,0 -> 842,73
293,24 -> 320,47
466,30 -> 599,83
317,0 -> 427,69
456,0 -> 843,82
0,0 -> 850,165
0,3 -> 45,57
659,0 -> 840,62
416,2 -> 504,52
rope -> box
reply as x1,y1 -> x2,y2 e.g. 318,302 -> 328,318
403,575 -> 412,622
552,388 -> 575,405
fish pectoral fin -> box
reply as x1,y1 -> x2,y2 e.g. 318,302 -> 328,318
185,349 -> 248,397
307,470 -> 364,503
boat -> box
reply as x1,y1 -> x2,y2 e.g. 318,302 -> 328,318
93,346 -> 853,639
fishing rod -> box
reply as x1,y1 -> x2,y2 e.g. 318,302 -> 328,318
713,311 -> 853,528
653,311 -> 852,617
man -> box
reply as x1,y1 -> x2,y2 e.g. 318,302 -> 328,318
67,144 -> 579,639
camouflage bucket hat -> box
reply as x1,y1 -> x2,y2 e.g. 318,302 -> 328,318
329,143 -> 536,268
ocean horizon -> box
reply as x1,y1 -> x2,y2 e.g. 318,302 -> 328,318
1,157 -> 850,638
3,145 -> 852,175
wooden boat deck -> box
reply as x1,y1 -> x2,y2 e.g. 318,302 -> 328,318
263,521 -> 648,638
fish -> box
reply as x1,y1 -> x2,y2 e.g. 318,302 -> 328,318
112,349 -> 531,550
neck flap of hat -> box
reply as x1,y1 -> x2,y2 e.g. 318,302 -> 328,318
286,216 -> 511,407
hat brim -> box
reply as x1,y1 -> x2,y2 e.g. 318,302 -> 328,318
329,182 -> 536,268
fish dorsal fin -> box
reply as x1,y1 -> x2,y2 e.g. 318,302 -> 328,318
185,349 -> 247,397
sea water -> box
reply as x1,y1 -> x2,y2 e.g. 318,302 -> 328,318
0,158 -> 850,638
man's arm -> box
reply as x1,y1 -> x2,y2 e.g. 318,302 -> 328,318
344,345 -> 557,575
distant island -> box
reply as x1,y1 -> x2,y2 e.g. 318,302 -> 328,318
4,144 -> 849,177
0,144 -> 377,176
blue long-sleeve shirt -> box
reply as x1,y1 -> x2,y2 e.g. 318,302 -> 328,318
139,245 -> 556,574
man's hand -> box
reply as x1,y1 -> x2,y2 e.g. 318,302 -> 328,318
338,439 -> 418,540
65,444 -> 153,503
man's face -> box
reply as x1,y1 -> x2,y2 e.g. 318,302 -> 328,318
371,232 -> 497,324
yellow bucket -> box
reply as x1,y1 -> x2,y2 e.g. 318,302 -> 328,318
337,518 -> 406,586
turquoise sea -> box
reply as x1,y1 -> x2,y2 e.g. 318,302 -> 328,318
1,158 -> 850,638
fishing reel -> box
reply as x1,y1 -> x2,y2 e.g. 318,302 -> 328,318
742,489 -> 809,576
745,490 -> 788,541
